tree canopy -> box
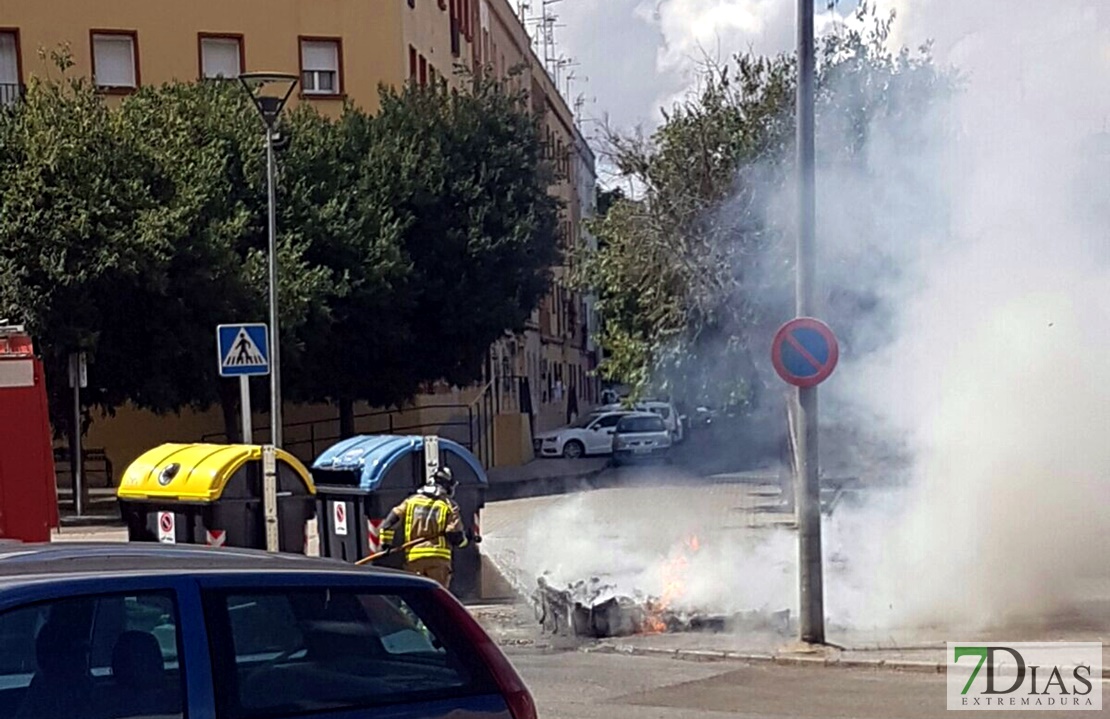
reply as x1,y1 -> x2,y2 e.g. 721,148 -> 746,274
0,55 -> 559,437
577,5 -> 958,409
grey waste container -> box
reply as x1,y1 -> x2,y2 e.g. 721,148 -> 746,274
310,435 -> 487,599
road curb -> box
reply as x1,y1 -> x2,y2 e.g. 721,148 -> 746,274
583,642 -> 1110,681
486,464 -> 611,502
590,643 -> 955,675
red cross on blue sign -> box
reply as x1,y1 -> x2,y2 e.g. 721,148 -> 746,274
771,317 -> 840,388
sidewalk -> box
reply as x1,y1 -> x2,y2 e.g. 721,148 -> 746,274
467,599 -> 1110,679
52,524 -> 128,543
588,634 -> 1110,678
54,486 -> 123,529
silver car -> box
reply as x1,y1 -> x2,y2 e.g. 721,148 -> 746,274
612,412 -> 673,464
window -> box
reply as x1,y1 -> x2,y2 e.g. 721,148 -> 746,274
618,415 -> 667,433
199,34 -> 242,79
0,30 -> 20,105
408,45 -> 418,81
203,588 -> 497,718
0,592 -> 184,719
299,38 -> 341,95
591,413 -> 623,430
419,55 -> 428,87
91,31 -> 138,90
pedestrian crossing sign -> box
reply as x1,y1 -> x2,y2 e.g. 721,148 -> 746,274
217,324 -> 270,377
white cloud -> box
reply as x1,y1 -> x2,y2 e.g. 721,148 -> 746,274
557,0 -> 854,132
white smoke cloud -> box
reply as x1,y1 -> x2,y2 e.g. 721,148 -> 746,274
504,0 -> 1110,641
829,0 -> 1110,633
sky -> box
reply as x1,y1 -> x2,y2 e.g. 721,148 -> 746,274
521,0 -> 861,137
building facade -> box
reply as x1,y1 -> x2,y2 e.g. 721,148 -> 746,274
0,0 -> 598,471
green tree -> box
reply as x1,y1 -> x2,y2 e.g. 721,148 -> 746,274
0,53 -> 174,441
578,5 -> 956,408
117,80 -> 334,438
291,74 -> 560,433
280,103 -> 413,435
1,61 -> 559,447
596,186 -> 626,219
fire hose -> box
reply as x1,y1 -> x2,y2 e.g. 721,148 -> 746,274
354,527 -> 481,566
355,535 -> 441,566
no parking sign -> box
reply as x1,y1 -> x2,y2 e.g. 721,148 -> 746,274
771,317 -> 839,388
333,501 -> 348,536
157,511 -> 175,544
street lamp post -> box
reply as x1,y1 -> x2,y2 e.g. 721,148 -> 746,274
239,72 -> 298,449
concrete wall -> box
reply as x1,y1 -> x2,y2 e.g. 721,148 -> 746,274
493,412 -> 533,467
81,386 -> 494,481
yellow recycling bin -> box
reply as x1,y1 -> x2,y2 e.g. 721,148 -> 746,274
117,443 -> 316,552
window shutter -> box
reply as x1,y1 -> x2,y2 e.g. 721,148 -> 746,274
0,33 -> 18,84
93,35 -> 136,87
301,41 -> 337,72
201,38 -> 240,78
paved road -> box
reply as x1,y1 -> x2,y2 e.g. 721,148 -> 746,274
507,649 -> 1105,719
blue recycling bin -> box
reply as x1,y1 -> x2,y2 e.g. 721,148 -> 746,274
310,435 -> 487,599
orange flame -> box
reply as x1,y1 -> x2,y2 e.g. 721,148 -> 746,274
641,535 -> 701,634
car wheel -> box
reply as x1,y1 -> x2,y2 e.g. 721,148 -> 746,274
563,440 -> 585,459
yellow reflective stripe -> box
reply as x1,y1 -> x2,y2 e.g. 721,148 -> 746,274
408,545 -> 453,561
403,495 -> 452,560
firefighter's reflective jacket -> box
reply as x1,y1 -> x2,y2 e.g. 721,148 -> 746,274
388,493 -> 467,561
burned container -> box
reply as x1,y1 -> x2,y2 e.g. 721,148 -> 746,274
117,443 -> 316,552
310,435 -> 487,600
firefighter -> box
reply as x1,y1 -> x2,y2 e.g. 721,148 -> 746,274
379,466 -> 476,588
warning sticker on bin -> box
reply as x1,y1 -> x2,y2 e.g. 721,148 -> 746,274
367,518 -> 382,553
157,512 -> 175,544
334,502 -> 348,536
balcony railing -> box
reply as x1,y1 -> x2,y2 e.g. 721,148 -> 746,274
0,83 -> 24,107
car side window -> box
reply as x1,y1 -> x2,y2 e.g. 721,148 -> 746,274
0,591 -> 185,719
593,414 -> 621,429
204,587 -> 498,719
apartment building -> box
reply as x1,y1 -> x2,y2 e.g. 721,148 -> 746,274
0,0 -> 598,471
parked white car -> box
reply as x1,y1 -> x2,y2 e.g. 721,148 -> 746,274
597,399 -> 684,443
533,411 -> 631,458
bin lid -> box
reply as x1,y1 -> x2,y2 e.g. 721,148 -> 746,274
311,435 -> 488,491
117,443 -> 316,502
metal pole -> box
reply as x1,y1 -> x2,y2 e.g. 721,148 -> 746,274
795,0 -> 825,645
262,444 -> 279,552
265,129 -> 283,448
71,356 -> 83,517
239,376 -> 253,444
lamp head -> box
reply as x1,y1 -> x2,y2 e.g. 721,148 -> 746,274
238,72 -> 299,128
